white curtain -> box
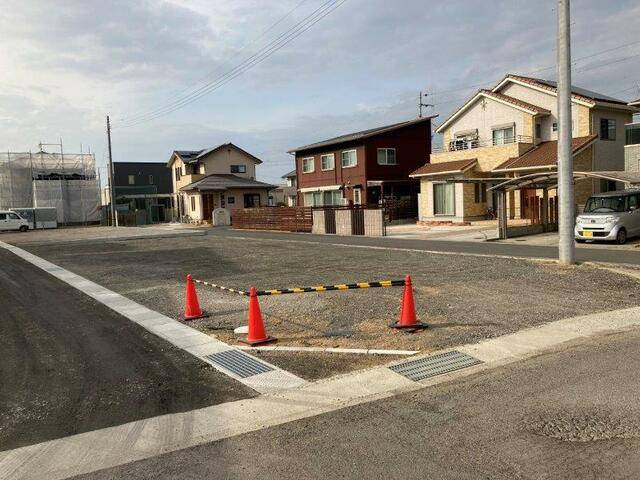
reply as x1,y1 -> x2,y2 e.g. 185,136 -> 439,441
434,183 -> 455,215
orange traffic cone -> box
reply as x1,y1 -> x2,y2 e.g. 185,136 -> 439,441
184,274 -> 208,320
390,275 -> 427,330
239,287 -> 276,345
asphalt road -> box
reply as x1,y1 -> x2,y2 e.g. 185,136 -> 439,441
76,329 -> 640,480
211,228 -> 640,265
0,249 -> 255,452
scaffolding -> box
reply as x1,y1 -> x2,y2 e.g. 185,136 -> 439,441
0,150 -> 100,224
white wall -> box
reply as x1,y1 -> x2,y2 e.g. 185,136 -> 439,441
447,96 -> 525,142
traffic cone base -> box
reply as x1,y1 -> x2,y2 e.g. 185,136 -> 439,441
390,275 -> 427,332
240,287 -> 276,346
184,274 -> 209,321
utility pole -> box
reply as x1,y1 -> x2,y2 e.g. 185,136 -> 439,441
106,115 -> 118,227
556,0 -> 574,264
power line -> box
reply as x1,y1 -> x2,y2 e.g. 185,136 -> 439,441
427,38 -> 640,97
116,0 -> 347,128
116,0 -> 311,123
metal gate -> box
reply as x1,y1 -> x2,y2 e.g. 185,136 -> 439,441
351,207 -> 364,235
324,208 -> 336,234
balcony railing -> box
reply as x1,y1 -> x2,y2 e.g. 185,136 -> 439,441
433,135 -> 533,154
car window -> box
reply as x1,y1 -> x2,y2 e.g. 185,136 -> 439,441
7,213 -> 20,219
584,196 -> 626,213
630,195 -> 639,210
0,213 -> 6,220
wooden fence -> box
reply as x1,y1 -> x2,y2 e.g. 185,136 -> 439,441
232,207 -> 313,232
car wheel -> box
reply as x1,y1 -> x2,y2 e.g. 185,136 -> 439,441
19,225 -> 28,232
616,228 -> 627,245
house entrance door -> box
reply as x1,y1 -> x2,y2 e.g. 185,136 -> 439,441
202,193 -> 216,222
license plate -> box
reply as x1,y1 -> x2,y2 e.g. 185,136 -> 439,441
582,231 -> 593,238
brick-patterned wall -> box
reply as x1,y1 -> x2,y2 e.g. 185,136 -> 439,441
312,210 -> 326,234
431,142 -> 533,173
335,210 -> 352,235
363,209 -> 384,236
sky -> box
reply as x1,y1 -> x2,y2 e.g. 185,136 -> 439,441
1,0 -> 639,185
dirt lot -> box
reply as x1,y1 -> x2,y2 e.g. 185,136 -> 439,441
20,234 -> 640,359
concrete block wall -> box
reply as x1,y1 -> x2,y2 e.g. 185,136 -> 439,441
312,210 -> 326,234
363,209 -> 384,236
335,210 -> 352,236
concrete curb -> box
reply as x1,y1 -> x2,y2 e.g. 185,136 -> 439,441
237,345 -> 418,355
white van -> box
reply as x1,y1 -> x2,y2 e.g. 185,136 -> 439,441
0,210 -> 30,232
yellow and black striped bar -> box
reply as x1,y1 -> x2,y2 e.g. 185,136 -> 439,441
193,279 -> 248,296
254,279 -> 406,296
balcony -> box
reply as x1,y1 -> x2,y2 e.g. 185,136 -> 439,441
433,135 -> 533,154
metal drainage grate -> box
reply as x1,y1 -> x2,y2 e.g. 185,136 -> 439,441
204,349 -> 274,378
389,350 -> 482,382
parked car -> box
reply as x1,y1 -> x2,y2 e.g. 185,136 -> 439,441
575,189 -> 640,244
0,210 -> 30,232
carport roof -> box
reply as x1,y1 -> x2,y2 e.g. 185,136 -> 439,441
180,174 -> 276,192
488,171 -> 640,192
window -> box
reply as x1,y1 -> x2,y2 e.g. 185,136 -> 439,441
321,154 -> 335,171
474,183 -> 487,203
148,175 -> 154,184
341,150 -> 357,168
190,196 -> 196,212
0,213 -> 6,220
230,164 -> 247,174
128,175 -> 135,185
629,194 -> 639,211
600,118 -> 616,140
492,126 -> 515,145
552,122 -> 558,132
302,157 -> 314,173
600,179 -> 617,192
433,183 -> 455,215
175,167 -> 181,181
377,148 -> 396,165
199,164 -> 206,174
353,188 -> 362,205
303,190 -> 342,207
244,193 -> 261,208
227,196 -> 235,205
8,213 -> 20,219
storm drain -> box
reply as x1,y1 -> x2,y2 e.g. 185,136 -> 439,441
204,349 -> 274,378
389,350 -> 482,382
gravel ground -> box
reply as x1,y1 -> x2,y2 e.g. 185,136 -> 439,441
248,351 -> 406,380
21,235 -> 640,357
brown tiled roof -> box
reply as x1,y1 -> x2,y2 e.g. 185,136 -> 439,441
410,158 -> 477,177
493,135 -> 598,171
480,90 -> 550,114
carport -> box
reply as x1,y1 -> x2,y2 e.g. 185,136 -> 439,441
488,171 -> 640,239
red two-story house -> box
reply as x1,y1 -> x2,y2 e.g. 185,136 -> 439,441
288,117 -> 434,207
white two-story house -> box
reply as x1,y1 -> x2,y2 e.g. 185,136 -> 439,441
167,143 -> 274,222
411,74 -> 639,224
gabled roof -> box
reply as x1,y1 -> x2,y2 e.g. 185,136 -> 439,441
493,134 -> 597,172
282,169 -> 296,179
435,89 -> 549,134
409,158 -> 477,177
179,174 -> 275,192
288,116 -> 436,154
167,143 -> 263,167
493,74 -> 630,106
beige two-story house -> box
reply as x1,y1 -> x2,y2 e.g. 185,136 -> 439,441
167,143 -> 275,222
411,74 -> 639,223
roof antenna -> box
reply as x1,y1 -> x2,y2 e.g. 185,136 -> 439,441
418,91 -> 433,118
